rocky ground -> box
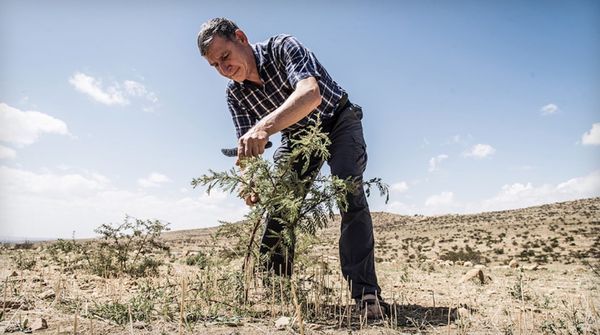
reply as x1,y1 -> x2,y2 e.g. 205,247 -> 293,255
0,197 -> 598,334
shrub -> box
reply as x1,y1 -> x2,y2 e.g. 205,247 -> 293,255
11,251 -> 36,270
493,247 -> 505,255
192,117 -> 388,301
13,241 -> 34,250
185,252 -> 209,269
90,280 -> 169,325
46,217 -> 170,278
509,269 -> 531,301
92,301 -> 130,325
47,238 -> 89,272
440,245 -> 488,264
91,216 -> 171,278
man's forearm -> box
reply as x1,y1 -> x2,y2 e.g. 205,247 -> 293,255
236,76 -> 321,159
253,77 -> 322,136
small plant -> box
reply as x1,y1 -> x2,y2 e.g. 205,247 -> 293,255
509,269 -> 531,301
192,117 -> 388,301
11,251 -> 36,270
440,245 -> 487,264
47,238 -> 88,272
185,252 -> 209,269
398,264 -> 411,282
583,260 -> 600,278
91,281 -> 164,325
13,241 -> 34,250
92,301 -> 130,325
540,318 -> 560,334
89,216 -> 171,277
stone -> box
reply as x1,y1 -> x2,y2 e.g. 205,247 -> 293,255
275,316 -> 291,330
30,318 -> 48,331
457,307 -> 470,318
525,263 -> 539,271
463,261 -> 473,267
307,323 -> 322,330
39,289 -> 55,300
459,269 -> 486,284
509,259 -> 519,268
132,321 -> 147,329
3,300 -> 33,310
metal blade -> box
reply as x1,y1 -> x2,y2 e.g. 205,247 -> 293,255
220,141 -> 273,157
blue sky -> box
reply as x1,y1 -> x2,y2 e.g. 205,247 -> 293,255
1,0 -> 599,239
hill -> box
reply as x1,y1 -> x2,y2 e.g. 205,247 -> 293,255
0,197 -> 598,334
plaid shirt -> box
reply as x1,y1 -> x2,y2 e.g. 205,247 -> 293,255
226,34 -> 347,138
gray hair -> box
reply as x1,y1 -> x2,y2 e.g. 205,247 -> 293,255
197,17 -> 239,56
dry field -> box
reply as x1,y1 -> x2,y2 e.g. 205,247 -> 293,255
1,197 -> 598,334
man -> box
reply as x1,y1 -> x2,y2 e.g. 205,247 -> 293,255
197,17 -> 387,318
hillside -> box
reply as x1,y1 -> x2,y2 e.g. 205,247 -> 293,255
0,197 -> 598,334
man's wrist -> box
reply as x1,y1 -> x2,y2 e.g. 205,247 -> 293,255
253,120 -> 274,137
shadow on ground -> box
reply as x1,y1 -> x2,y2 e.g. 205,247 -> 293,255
300,303 -> 467,330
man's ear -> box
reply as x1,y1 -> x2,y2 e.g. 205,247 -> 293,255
234,29 -> 248,44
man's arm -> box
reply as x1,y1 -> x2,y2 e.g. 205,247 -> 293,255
236,76 -> 322,159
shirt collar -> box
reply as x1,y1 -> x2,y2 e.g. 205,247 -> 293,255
237,43 -> 265,89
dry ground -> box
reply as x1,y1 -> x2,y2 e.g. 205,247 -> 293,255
1,197 -> 598,334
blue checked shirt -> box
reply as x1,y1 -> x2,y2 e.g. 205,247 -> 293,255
226,34 -> 347,139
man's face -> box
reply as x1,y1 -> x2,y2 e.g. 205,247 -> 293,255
204,32 -> 251,83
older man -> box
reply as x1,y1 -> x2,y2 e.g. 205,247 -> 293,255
197,17 -> 386,318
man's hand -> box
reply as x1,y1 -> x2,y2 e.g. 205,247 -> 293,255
237,128 -> 269,162
244,192 -> 260,206
237,179 -> 260,206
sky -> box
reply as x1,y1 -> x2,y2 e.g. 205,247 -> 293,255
1,0 -> 599,240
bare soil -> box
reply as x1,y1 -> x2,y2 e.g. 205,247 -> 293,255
1,197 -> 598,334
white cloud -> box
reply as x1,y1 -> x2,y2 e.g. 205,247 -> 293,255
425,191 -> 454,207
69,72 -> 129,106
428,154 -> 448,172
581,123 -> 600,146
124,80 -> 147,96
124,80 -> 159,103
0,166 -> 111,198
556,172 -> 600,196
476,170 -> 600,212
0,145 -> 16,159
391,181 -> 409,193
540,103 -> 559,116
0,103 -> 70,146
0,166 -> 245,239
138,172 -> 171,188
464,144 -> 496,159
69,73 -> 158,109
375,171 -> 600,216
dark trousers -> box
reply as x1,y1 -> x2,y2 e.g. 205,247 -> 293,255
258,102 -> 382,300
